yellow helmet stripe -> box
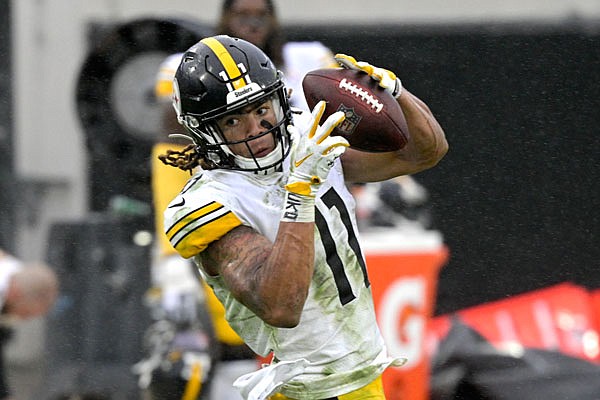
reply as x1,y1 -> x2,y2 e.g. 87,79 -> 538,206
201,37 -> 246,90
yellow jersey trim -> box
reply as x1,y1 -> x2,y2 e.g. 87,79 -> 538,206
167,201 -> 243,258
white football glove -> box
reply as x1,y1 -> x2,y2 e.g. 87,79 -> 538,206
335,53 -> 403,99
285,100 -> 349,198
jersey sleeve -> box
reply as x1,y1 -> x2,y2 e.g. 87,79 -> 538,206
165,199 -> 243,259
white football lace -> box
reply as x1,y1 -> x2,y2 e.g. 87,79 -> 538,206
338,78 -> 384,113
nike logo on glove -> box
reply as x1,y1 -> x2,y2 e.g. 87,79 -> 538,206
168,197 -> 186,208
295,153 -> 313,168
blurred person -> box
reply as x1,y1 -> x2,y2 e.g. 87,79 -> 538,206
0,249 -> 59,400
352,175 -> 434,231
158,35 -> 446,399
216,0 -> 336,109
133,314 -> 216,400
377,175 -> 433,228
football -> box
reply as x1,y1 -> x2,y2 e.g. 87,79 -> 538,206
302,68 -> 409,152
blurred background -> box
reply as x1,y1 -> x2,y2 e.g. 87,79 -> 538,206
0,0 -> 599,399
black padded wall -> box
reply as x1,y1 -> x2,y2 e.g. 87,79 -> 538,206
43,215 -> 152,399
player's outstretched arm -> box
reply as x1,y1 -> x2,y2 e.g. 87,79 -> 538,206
334,54 -> 448,182
200,102 -> 347,328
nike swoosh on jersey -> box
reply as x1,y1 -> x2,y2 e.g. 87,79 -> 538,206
168,197 -> 186,208
295,153 -> 313,168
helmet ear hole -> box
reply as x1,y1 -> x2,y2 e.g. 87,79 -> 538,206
186,116 -> 200,128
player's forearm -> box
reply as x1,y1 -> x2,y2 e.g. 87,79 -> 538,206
231,222 -> 314,328
254,221 -> 315,327
204,222 -> 313,327
396,90 -> 448,172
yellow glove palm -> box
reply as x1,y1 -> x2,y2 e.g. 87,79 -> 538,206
285,100 -> 349,197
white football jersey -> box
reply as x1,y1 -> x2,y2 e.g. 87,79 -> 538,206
163,112 -> 400,398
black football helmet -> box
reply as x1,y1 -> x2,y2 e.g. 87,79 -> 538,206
173,35 -> 292,173
134,319 -> 217,400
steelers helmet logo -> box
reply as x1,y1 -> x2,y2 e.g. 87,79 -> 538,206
172,77 -> 182,118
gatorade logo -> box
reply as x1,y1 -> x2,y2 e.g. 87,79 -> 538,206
378,277 -> 426,369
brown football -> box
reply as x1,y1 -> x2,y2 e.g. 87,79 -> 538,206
302,68 -> 409,152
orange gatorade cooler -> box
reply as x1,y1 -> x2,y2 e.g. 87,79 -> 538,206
361,228 -> 449,400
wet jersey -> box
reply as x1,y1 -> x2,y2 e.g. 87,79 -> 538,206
163,112 -> 400,398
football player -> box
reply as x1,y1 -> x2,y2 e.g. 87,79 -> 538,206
150,3 -> 337,394
160,35 -> 447,399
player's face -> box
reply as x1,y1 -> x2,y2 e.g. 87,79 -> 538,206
216,99 -> 278,158
227,0 -> 271,49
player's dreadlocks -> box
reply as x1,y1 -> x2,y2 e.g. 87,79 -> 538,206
158,144 -> 203,173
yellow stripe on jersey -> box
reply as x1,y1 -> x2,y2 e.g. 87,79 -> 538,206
201,37 -> 247,90
166,201 -> 243,258
167,201 -> 223,238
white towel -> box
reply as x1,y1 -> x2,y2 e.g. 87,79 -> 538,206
233,358 -> 309,400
